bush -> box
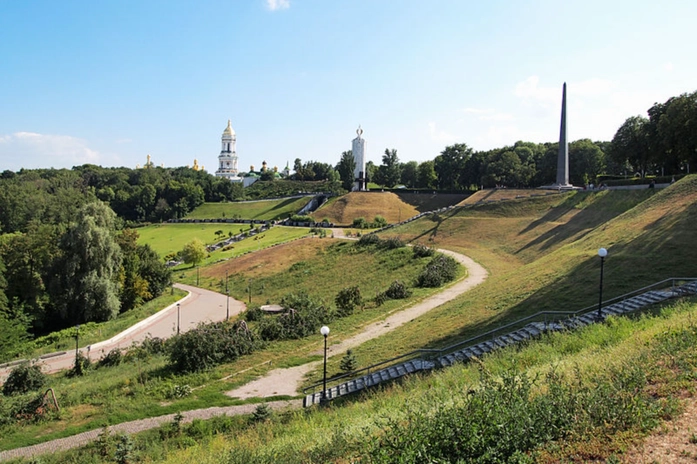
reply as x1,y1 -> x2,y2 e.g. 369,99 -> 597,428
251,403 -> 272,423
242,306 -> 264,322
2,364 -> 46,396
290,214 -> 313,223
68,352 -> 92,377
339,349 -> 358,373
412,244 -> 435,258
372,215 -> 388,228
383,280 -> 412,299
97,349 -> 123,368
168,321 -> 262,373
415,254 -> 459,287
335,286 -> 362,317
257,293 -> 334,342
357,233 -> 381,246
381,237 -> 405,250
352,217 -> 368,229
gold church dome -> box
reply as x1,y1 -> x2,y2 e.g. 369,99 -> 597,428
222,119 -> 235,137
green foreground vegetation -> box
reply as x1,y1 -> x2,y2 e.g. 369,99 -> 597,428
2,175 -> 697,462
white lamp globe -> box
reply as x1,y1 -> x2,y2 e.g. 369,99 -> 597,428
320,326 -> 330,336
598,248 -> 608,258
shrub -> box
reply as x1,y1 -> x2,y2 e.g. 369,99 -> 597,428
168,321 -> 262,373
381,237 -> 405,250
2,364 -> 46,396
97,349 -> 123,368
68,352 -> 92,377
335,286 -> 363,316
357,233 -> 381,246
290,214 -> 313,223
415,254 -> 459,287
352,217 -> 368,229
412,244 -> 435,258
339,349 -> 358,373
372,215 -> 388,228
242,306 -> 264,322
257,293 -> 334,341
384,280 -> 412,299
251,403 -> 272,423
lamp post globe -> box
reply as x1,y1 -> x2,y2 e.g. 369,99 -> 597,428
597,248 -> 608,320
321,326 -> 330,403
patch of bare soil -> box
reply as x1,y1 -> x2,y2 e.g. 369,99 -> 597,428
622,395 -> 697,463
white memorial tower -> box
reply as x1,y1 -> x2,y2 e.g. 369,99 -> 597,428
215,120 -> 241,181
352,125 -> 367,191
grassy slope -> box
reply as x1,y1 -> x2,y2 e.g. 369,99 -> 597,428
394,192 -> 470,212
185,197 -> 309,220
311,192 -> 420,225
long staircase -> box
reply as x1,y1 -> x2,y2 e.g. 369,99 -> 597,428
303,279 -> 697,407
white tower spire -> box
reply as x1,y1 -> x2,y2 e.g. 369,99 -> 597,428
215,120 -> 241,181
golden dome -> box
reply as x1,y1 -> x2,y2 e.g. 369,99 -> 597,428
222,119 -> 235,137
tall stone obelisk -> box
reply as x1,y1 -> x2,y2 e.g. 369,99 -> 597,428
556,83 -> 570,187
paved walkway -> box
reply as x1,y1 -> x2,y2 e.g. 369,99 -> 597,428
0,247 -> 487,461
0,284 -> 246,382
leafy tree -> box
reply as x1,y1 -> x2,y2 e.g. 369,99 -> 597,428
569,139 -> 606,186
434,144 -> 472,190
609,116 -> 650,177
375,149 -> 401,188
337,150 -> 356,191
365,161 -> 378,185
2,363 -> 46,396
335,286 -> 362,316
400,161 -> 418,188
417,161 -> 437,189
181,238 -> 207,267
50,201 -> 122,323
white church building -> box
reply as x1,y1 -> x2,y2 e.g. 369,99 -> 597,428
215,120 -> 242,182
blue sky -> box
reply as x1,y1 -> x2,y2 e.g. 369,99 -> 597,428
1,0 -> 694,172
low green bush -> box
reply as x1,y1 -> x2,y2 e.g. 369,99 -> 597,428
415,254 -> 459,287
2,364 -> 46,396
412,244 -> 435,258
335,286 -> 363,316
383,280 -> 412,299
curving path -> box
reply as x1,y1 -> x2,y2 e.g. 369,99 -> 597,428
0,284 -> 246,382
0,248 -> 487,462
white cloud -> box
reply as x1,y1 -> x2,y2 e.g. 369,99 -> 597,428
428,122 -> 458,144
266,0 -> 290,11
0,132 -> 101,171
663,62 -> 674,72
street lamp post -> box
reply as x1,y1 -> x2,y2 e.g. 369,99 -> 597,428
75,324 -> 80,366
320,325 -> 330,404
177,303 -> 181,335
597,247 -> 608,320
196,266 -> 200,286
248,279 -> 252,305
226,290 -> 230,321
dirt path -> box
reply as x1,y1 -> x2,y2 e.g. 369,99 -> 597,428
224,248 -> 487,399
0,400 -> 299,462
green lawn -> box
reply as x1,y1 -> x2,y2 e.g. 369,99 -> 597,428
185,197 -> 311,220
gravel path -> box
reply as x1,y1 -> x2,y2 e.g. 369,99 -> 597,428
0,400 -> 300,462
0,246 -> 486,461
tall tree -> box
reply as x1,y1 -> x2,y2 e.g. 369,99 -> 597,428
434,143 -> 472,190
400,161 -> 418,188
609,116 -> 650,177
50,201 -> 122,324
181,238 -> 207,267
375,149 -> 401,188
417,161 -> 437,189
337,151 -> 356,191
569,139 -> 606,186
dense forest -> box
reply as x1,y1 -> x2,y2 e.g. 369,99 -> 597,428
0,89 -> 694,361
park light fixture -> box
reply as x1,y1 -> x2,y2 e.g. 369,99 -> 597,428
597,248 -> 608,320
177,303 -> 181,335
320,325 -> 330,403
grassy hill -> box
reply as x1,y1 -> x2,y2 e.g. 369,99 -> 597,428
185,197 -> 310,220
7,176 -> 697,462
311,192 -> 420,225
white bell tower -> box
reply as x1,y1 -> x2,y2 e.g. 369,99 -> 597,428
215,120 -> 240,180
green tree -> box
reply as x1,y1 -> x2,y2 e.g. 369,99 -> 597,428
375,149 -> 401,188
339,349 -> 358,373
417,161 -> 437,189
434,144 -> 472,190
337,150 -> 356,191
569,139 -> 606,186
609,116 -> 650,177
50,201 -> 122,323
181,238 -> 207,267
400,161 -> 418,188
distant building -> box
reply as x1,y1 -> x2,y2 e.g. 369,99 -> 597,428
215,120 -> 242,182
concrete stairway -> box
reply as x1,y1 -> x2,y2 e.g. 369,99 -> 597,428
303,281 -> 697,407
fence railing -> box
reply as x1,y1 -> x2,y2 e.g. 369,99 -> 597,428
302,277 -> 696,399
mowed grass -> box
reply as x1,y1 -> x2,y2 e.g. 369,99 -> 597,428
395,191 -> 470,212
185,197 -> 310,220
170,226 -> 312,271
136,223 -> 310,262
311,192 -> 420,225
